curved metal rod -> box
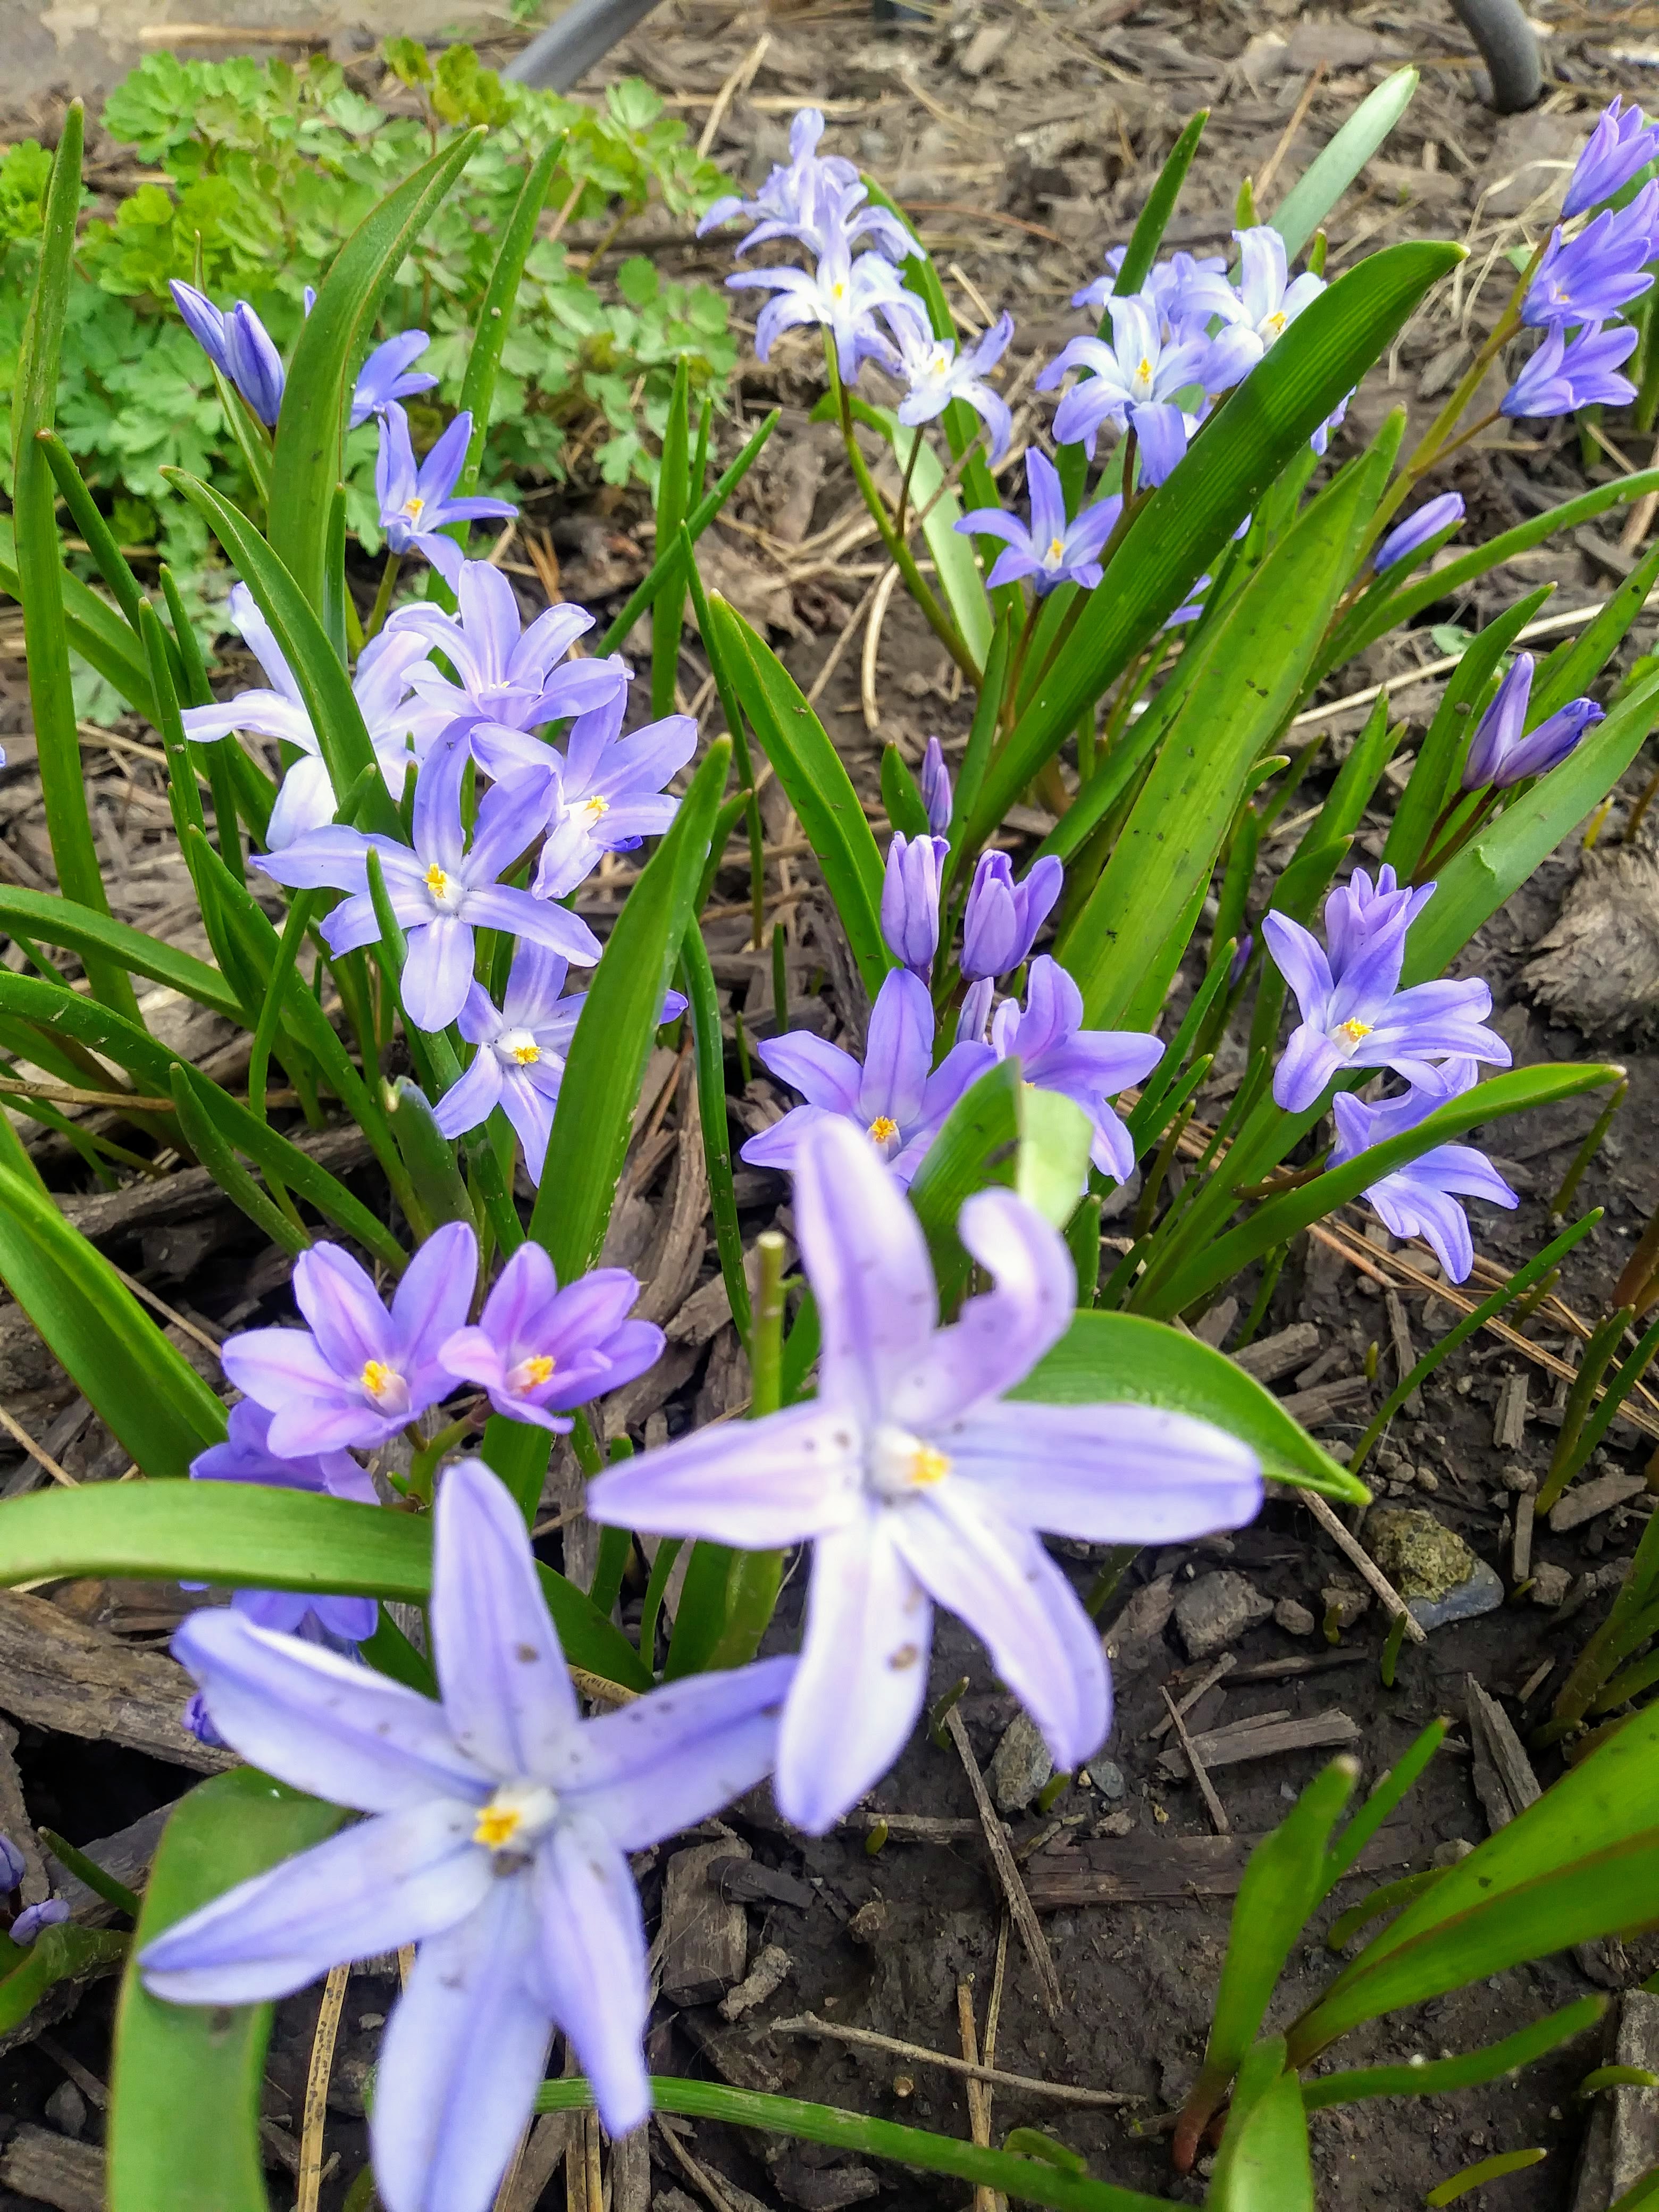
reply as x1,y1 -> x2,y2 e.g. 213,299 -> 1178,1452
1448,0 -> 1541,113
504,0 -> 668,90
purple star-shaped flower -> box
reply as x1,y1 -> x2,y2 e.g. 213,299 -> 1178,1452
727,220 -> 918,381
386,562 -> 626,738
1524,187 -> 1659,328
1565,97 -> 1659,220
353,330 -> 440,427
1329,1060 -> 1519,1283
1502,319 -> 1639,419
988,956 -> 1164,1184
1037,294 -> 1210,459
590,1116 -> 1262,1832
255,737 -> 601,1034
960,848 -> 1064,983
1182,228 -> 1326,389
221,1223 -> 478,1458
697,106 -> 859,250
740,966 -> 994,1188
882,308 -> 1016,462
957,450 -> 1121,594
439,1242 -> 662,1433
1461,652 -> 1604,790
1262,873 -> 1511,1113
139,1457 -> 793,2212
376,405 -> 517,589
526,692 -> 697,900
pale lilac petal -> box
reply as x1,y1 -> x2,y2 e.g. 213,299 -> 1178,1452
220,1327 -> 382,1458
513,600 -> 596,690
462,886 -> 602,965
856,967 -> 934,1128
468,768 -> 557,882
588,1401 -> 861,1546
295,1241 -> 398,1373
414,734 -> 470,876
432,1049 -> 502,1140
499,1069 -> 558,1184
558,1658 -> 793,1847
793,1114 -> 939,1421
739,1102 -> 830,1171
1261,910 -> 1333,1021
985,546 -> 1041,589
755,1032 -> 865,1115
430,1458 -> 581,1778
1369,1176 -> 1474,1284
529,1818 -> 650,2136
945,1401 -> 1262,1541
265,756 -> 338,850
374,1881 -> 552,2212
392,1220 -> 480,1384
403,916 -> 476,1033
1273,1024 -> 1345,1113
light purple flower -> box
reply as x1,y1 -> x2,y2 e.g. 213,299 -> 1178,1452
1130,400 -> 1197,487
881,832 -> 948,977
0,1831 -> 24,1892
386,562 -> 627,738
1329,1060 -> 1518,1283
1460,653 -> 1604,789
590,1117 -> 1261,1832
433,943 -> 685,1184
439,1243 -> 661,1434
182,583 -> 451,849
961,849 -> 1064,982
1565,97 -> 1659,220
1073,248 -> 1225,333
741,966 -> 994,1188
353,330 -> 440,428
1037,295 -> 1209,458
989,956 -> 1163,1183
1262,876 -> 1511,1114
255,738 -> 600,1033
957,451 -> 1121,596
376,405 -> 517,589
1502,319 -> 1639,418
920,735 -> 952,836
727,225 -> 918,381
957,975 -> 995,1046
701,108 -> 854,242
1524,187 -> 1659,328
224,301 -> 286,425
188,1401 -> 380,1647
139,1457 -> 793,2211
1183,228 -> 1326,389
170,280 -> 234,378
221,1224 -> 478,1459
883,308 -> 1015,460
525,692 -> 697,900
1372,492 -> 1464,574
11,1900 -> 68,1945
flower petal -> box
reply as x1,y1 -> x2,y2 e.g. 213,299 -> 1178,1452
587,1402 -> 862,1546
755,1030 -> 865,1115
557,1658 -> 793,1847
530,1816 -> 651,2136
403,916 -> 477,1033
391,1219 -> 480,1390
857,967 -> 935,1130
295,1241 -> 397,1375
1260,911 -> 1333,1023
944,1401 -> 1262,1542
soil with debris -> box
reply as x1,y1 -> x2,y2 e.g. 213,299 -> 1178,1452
5,2 -> 1659,2208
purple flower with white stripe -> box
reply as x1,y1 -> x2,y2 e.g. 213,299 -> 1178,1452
1372,492 -> 1464,575
741,966 -> 994,1188
1502,319 -> 1639,418
1073,248 -> 1225,333
1524,187 -> 1659,328
221,1224 -> 477,1459
920,735 -> 952,835
255,738 -> 600,1033
140,1457 -> 792,2212
1565,97 -> 1659,220
698,106 -> 857,242
353,330 -> 439,427
1262,875 -> 1511,1113
1037,295 -> 1210,458
1461,653 -> 1602,789
439,1243 -> 662,1434
1182,228 -> 1326,389
376,405 -> 517,589
188,1401 -> 379,1647
990,956 -> 1163,1184
1329,1060 -> 1518,1283
386,562 -> 626,738
881,832 -> 949,977
590,1116 -> 1262,1833
957,451 -> 1121,595
527,693 -> 697,900
961,849 -> 1064,982
883,308 -> 1015,460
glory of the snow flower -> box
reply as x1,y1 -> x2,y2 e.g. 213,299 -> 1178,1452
960,849 -> 1065,983
987,956 -> 1164,1184
957,450 -> 1121,595
1502,319 -> 1639,419
1460,652 -> 1604,790
728,223 -> 917,381
1564,96 -> 1659,219
387,562 -> 626,738
376,405 -> 517,588
698,107 -> 854,248
881,832 -> 949,978
527,692 -> 697,900
1037,295 -> 1210,458
882,306 -> 1015,460
590,1116 -> 1262,1832
1183,227 -> 1326,389
439,1242 -> 663,1433
139,1457 -> 793,2212
1524,187 -> 1659,328
1372,492 -> 1464,575
1329,1059 -> 1518,1282
11,1900 -> 68,1945
353,329 -> 440,426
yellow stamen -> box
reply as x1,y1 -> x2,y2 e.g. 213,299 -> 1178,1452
361,1359 -> 396,1398
425,864 -> 449,896
583,794 -> 610,820
1047,537 -> 1065,562
1262,309 -> 1287,338
907,1443 -> 952,1487
1136,355 -> 1153,384
473,1804 -> 523,1849
1336,1018 -> 1373,1045
513,1041 -> 541,1066
522,1354 -> 556,1386
867,1115 -> 900,1145
403,495 -> 425,522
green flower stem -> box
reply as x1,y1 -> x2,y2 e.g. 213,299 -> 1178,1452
365,550 -> 403,642
707,1232 -> 787,1669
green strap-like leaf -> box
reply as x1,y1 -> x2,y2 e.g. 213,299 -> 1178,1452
1302,1994 -> 1603,2112
1204,2041 -> 1314,2212
453,142 -> 561,505
0,517 -> 158,723
1270,67 -> 1418,258
0,889 -> 243,1021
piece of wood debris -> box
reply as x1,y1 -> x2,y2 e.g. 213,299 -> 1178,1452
0,1591 -> 235,1773
1023,1825 -> 1414,1909
609,2124 -> 651,2212
1194,1297 -> 1238,1349
1571,1989 -> 1659,2210
1161,1685 -> 1229,1834
1464,1676 -> 1542,1834
1299,1491 -> 1428,1645
770,2014 -> 1134,2106
1385,1289 -> 1422,1415
1159,1710 -> 1359,1781
1493,1372 -> 1530,1449
1512,1491 -> 1535,1584
1145,1655 -> 1236,1740
943,1705 -> 1062,2020
842,1811 -> 982,1842
1230,1323 -> 1320,1385
0,1719 -> 49,1905
1279,1375 -> 1373,1430
719,1943 -> 791,2023
58,1127 -> 372,1244
1228,1651 -> 1370,1683
0,2126 -> 105,2212
659,1838 -> 751,2007
1549,1470 -> 1649,1534
498,2111 -> 578,2212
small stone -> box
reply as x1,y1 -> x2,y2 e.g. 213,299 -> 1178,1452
1095,1810 -> 1133,1837
1415,1469 -> 1439,1493
719,1943 -> 792,2024
1094,1758 -> 1126,1800
327,2053 -> 373,2117
1529,1562 -> 1572,1607
1320,1580 -> 1371,1631
43,2083 -> 86,2139
847,1899 -> 888,1947
1365,1506 -> 1503,1630
1275,1598 -> 1316,1638
1105,1573 -> 1176,1668
1431,1838 -> 1475,1869
1500,1467 -> 1537,1493
990,1711 -> 1053,1814
1174,1571 -> 1273,1661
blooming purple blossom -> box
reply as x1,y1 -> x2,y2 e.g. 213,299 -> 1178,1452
1262,874 -> 1511,1113
181,584 -> 450,849
698,108 -> 915,261
729,224 -> 919,382
881,832 -> 949,977
439,1243 -> 661,1433
433,943 -> 685,1183
256,738 -> 600,1033
386,562 -> 627,738
527,692 -> 697,899
353,330 -> 439,427
1524,187 -> 1659,328
1329,1060 -> 1518,1283
1183,228 -> 1326,389
1073,248 -> 1225,332
988,956 -> 1163,1183
1565,97 -> 1659,220
961,849 -> 1064,983
957,451 -> 1120,595
1461,653 -> 1603,789
591,1117 -> 1262,1832
11,1900 -> 68,1945
140,1457 -> 792,2212
920,735 -> 952,836
376,406 -> 517,589
882,308 -> 1015,460
222,1224 -> 477,1459
741,966 -> 994,1188
1501,319 -> 1639,418
1372,492 -> 1464,575
1037,296 -> 1210,458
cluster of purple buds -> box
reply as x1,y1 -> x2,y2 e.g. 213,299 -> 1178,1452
169,282 -> 437,429
1,1833 -> 68,1947
1461,654 -> 1604,791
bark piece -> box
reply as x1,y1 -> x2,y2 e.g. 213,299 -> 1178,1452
1159,1710 -> 1359,1779
46,1805 -> 170,1926
1525,841 -> 1659,1036
660,1838 -> 751,2006
1278,1375 -> 1372,1430
610,2124 -> 651,2212
1573,1990 -> 1659,2210
0,2127 -> 104,2212
1229,1323 -> 1320,1385
500,2110 -> 578,2212
1024,1823 -> 1411,1909
1548,1471 -> 1649,1534
0,1590 -> 234,1773
1494,1373 -> 1530,1449
943,1704 -> 1062,2018
1464,1677 -> 1541,1834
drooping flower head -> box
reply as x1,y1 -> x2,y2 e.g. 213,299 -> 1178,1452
882,306 -> 1015,460
961,849 -> 1064,982
439,1242 -> 663,1433
988,956 -> 1164,1184
1523,187 -> 1659,329
375,406 -> 517,588
386,562 -> 627,738
1037,295 -> 1210,459
741,966 -> 995,1188
1262,873 -> 1511,1113
881,832 -> 949,977
1371,492 -> 1464,575
139,1457 -> 794,2212
1329,1059 -> 1519,1282
1502,319 -> 1639,420
1461,652 -> 1604,790
1183,228 -> 1326,390
957,451 -> 1121,596
591,1117 -> 1262,1832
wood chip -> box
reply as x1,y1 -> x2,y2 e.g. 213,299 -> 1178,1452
1278,1375 -> 1373,1430
1145,1655 -> 1236,1740
0,1591 -> 235,1772
57,1127 -> 372,1244
1548,1471 -> 1649,1534
0,1718 -> 49,1905
1160,1710 -> 1359,1780
1385,1288 -> 1422,1415
0,2126 -> 104,2212
842,1811 -> 982,1842
1229,1323 -> 1320,1385
609,2125 -> 651,2212
1512,1490 -> 1535,1585
498,2113 -> 579,2212
659,1839 -> 751,2007
1161,1685 -> 1229,1834
1024,1823 -> 1413,1909
46,1805 -> 169,1925
1493,1371 -> 1530,1449
1464,1676 -> 1541,1833
943,1704 -> 1062,2019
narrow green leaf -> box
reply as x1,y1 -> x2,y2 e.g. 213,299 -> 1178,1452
682,920 -> 752,1348
1426,2149 -> 1547,2206
169,1066 -> 308,1258
453,142 -> 561,502
36,430 -> 152,636
1302,1996 -> 1603,2112
907,1059 -> 1022,1309
1320,1719 -> 1447,1896
1530,537 -> 1659,723
0,518 -> 157,722
0,889 -> 243,1021
663,1538 -> 739,1680
1208,2046 -> 1314,2212
0,1921 -> 127,2036
1016,1086 -> 1094,1231
652,357 -> 691,721
1271,68 -> 1418,258
1115,110 -> 1208,294
881,743 -> 931,840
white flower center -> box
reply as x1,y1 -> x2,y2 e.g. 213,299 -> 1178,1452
496,1027 -> 542,1068
473,1781 -> 560,1853
358,1359 -> 410,1415
505,1352 -> 558,1396
1330,1017 -> 1373,1055
1260,308 -> 1288,342
402,495 -> 425,522
424,863 -> 463,911
868,1421 -> 952,1502
1045,535 -> 1066,566
1132,353 -> 1154,398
